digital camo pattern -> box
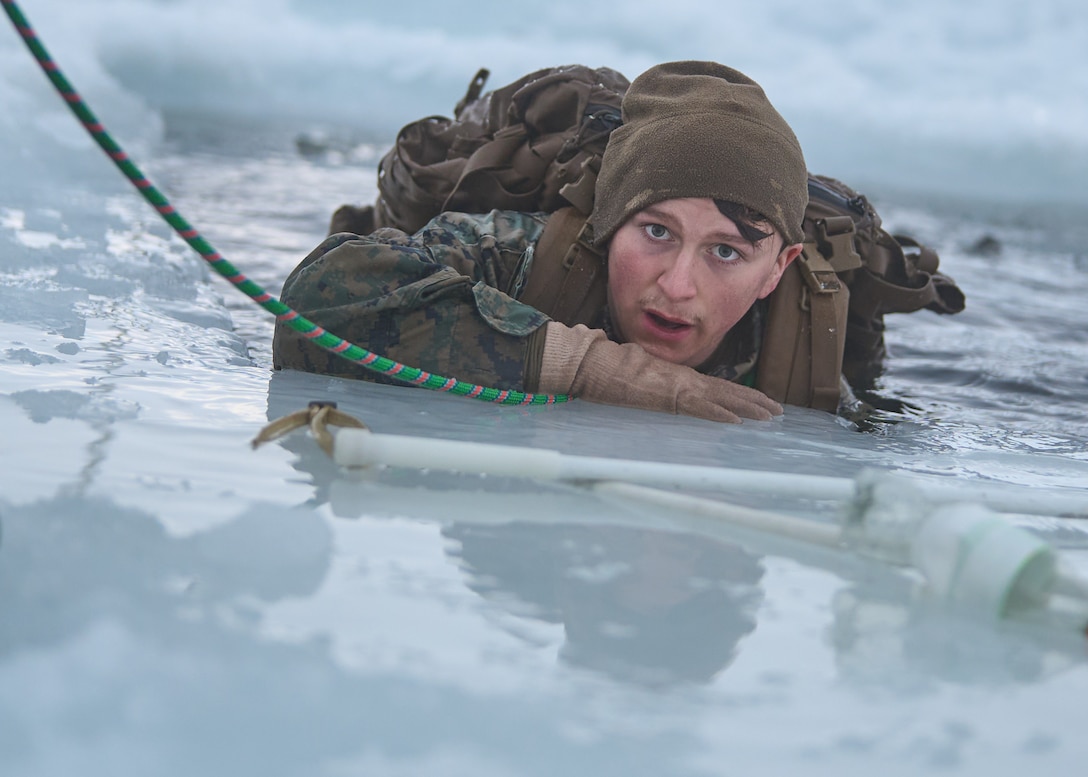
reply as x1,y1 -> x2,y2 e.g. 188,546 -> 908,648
273,211 -> 552,390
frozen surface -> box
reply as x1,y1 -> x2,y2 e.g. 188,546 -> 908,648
2,1 -> 1088,775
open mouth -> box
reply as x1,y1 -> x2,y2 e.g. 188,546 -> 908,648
646,311 -> 691,332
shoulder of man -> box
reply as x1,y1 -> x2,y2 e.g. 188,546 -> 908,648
518,207 -> 608,328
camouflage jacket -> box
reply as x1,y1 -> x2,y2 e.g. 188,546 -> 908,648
272,210 -> 762,391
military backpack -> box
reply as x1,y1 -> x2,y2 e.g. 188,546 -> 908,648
329,66 -> 965,411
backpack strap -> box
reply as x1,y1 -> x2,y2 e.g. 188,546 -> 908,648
847,232 -> 966,322
756,243 -> 849,412
524,208 -> 851,411
556,156 -> 602,216
798,244 -> 850,410
440,123 -> 539,214
519,199 -> 959,414
519,207 -> 607,327
454,68 -> 490,117
815,215 -> 863,272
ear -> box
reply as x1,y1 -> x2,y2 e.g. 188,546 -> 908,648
758,243 -> 803,299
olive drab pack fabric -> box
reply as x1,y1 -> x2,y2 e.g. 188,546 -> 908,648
757,175 -> 965,409
372,65 -> 628,233
330,65 -> 965,411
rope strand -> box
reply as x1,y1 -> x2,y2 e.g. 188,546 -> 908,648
1,0 -> 568,407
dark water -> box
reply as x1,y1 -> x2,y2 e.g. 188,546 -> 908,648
874,191 -> 1088,446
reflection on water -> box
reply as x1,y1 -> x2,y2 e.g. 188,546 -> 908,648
0,496 -> 332,657
262,368 -> 1088,695
829,583 -> 1083,691
446,522 -> 764,687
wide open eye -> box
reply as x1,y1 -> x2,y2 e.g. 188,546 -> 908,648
713,244 -> 740,263
643,223 -> 670,240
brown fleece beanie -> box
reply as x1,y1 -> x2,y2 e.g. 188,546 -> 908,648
590,61 -> 808,246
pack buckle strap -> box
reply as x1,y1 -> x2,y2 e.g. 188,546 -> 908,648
455,68 -> 490,117
798,243 -> 843,295
558,156 -> 600,216
797,245 -> 846,412
521,208 -> 608,327
815,215 -> 863,273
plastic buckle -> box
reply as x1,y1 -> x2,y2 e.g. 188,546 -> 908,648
558,157 -> 599,216
798,249 -> 842,295
816,216 -> 863,272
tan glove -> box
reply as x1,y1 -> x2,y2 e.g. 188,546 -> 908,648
537,322 -> 782,423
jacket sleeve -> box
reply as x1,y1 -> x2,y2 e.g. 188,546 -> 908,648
272,211 -> 552,391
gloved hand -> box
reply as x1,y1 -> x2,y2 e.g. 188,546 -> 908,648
537,322 -> 782,423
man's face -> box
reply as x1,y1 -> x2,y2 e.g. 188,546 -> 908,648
606,197 -> 801,368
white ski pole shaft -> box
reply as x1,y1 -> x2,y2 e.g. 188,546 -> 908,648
592,481 -> 843,548
332,429 -> 1087,516
333,428 -> 853,499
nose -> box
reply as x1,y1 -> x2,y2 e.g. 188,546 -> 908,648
656,248 -> 698,301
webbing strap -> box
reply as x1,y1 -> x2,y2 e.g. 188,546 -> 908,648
797,244 -> 847,411
440,124 -> 531,212
520,208 -> 607,326
815,215 -> 863,272
557,156 -> 601,215
454,68 -> 490,116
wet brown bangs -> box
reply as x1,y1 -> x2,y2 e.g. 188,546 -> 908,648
714,200 -> 773,245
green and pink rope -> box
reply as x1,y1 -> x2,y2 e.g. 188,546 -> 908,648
1,0 -> 568,407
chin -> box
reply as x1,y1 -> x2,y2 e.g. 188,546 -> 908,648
639,340 -> 693,367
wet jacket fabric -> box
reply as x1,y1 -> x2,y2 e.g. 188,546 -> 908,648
272,210 -> 762,392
